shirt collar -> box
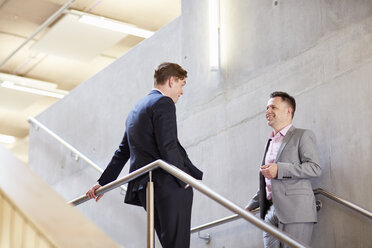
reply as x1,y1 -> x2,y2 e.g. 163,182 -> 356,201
269,124 -> 292,139
152,88 -> 165,96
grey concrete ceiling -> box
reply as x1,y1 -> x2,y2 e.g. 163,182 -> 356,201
0,0 -> 180,162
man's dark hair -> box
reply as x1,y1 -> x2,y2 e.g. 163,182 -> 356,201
270,91 -> 296,118
154,62 -> 187,85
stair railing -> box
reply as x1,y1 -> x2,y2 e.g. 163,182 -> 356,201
190,188 -> 371,243
69,159 -> 310,248
28,116 -> 127,192
29,117 -> 371,247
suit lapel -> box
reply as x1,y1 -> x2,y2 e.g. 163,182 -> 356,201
275,125 -> 296,163
261,139 -> 272,165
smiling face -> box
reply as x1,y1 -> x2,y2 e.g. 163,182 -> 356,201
266,96 -> 293,133
169,77 -> 186,103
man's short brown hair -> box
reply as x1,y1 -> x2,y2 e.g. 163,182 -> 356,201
270,91 -> 296,118
154,62 -> 187,85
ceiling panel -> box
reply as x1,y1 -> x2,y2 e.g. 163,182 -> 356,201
0,34 -> 42,74
0,0 -> 60,36
26,54 -> 115,90
24,97 -> 57,116
0,87 -> 43,111
103,35 -> 144,57
0,109 -> 30,137
86,0 -> 180,29
31,12 -> 128,61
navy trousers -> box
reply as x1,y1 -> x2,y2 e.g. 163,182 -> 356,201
138,174 -> 193,248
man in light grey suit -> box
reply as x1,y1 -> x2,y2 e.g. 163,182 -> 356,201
246,91 -> 321,248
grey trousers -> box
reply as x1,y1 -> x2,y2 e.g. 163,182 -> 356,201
263,205 -> 313,248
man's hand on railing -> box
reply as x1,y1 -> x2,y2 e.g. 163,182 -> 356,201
86,184 -> 104,202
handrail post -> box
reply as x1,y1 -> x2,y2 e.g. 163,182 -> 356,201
147,171 -> 154,248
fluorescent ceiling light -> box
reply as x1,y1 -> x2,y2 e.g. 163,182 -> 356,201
76,11 -> 154,38
0,73 -> 68,99
0,72 -> 57,90
31,10 -> 154,61
0,134 -> 16,144
1,81 -> 67,99
31,12 -> 128,61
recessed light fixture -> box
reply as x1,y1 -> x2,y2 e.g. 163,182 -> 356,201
78,14 -> 154,38
0,73 -> 68,99
1,81 -> 67,99
0,134 -> 16,144
31,10 -> 154,61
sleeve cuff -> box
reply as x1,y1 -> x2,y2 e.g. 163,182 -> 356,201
277,162 -> 293,179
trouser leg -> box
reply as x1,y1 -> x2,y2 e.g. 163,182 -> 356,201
137,176 -> 194,248
263,205 -> 280,248
155,183 -> 193,248
278,222 -> 313,248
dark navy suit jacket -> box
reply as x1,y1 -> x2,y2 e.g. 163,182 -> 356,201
98,90 -> 203,206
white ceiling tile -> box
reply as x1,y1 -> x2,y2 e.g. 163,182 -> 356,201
31,13 -> 127,61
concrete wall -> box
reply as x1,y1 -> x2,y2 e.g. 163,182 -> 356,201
29,0 -> 372,247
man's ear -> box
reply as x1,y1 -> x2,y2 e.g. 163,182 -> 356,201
287,107 -> 293,117
168,77 -> 174,88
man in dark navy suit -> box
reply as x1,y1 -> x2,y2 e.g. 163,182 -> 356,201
86,62 -> 203,248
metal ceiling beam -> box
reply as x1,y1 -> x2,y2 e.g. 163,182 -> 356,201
0,0 -> 77,69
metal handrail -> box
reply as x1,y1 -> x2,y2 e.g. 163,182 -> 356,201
191,209 -> 259,234
190,188 -> 372,236
28,117 -> 372,245
69,159 -> 309,248
28,116 -> 127,192
313,188 -> 372,219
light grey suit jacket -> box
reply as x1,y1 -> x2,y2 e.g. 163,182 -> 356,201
247,126 -> 321,224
